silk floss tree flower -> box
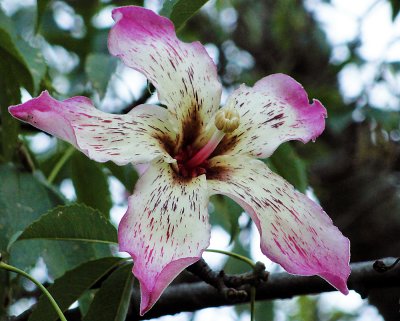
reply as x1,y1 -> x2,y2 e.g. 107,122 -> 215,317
9,6 -> 351,315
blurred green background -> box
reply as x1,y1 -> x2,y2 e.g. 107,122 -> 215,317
0,0 -> 399,320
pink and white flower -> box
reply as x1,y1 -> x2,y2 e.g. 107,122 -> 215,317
8,6 -> 350,315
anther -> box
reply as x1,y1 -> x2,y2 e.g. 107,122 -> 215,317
214,107 -> 240,133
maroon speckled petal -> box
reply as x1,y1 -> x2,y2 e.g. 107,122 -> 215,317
9,91 -> 175,165
207,155 -> 350,294
118,160 -> 211,315
214,74 -> 327,158
108,6 -> 222,145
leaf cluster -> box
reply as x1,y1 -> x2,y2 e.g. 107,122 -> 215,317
0,0 -> 399,320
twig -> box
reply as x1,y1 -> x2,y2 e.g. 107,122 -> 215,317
373,258 -> 400,273
186,259 -> 268,302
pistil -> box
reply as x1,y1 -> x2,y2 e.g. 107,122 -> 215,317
185,106 -> 240,169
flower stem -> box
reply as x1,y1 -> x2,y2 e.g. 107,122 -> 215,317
0,261 -> 67,321
48,145 -> 75,184
205,249 -> 256,269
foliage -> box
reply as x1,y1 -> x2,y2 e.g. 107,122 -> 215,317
14,204 -> 117,244
160,0 -> 209,30
0,0 -> 399,320
29,257 -> 125,321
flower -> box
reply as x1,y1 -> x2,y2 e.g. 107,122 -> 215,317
8,6 -> 350,315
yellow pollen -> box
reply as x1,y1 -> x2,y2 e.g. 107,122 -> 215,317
214,107 -> 240,133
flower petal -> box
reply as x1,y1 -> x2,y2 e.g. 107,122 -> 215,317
207,155 -> 350,293
108,6 -> 222,147
8,91 -> 175,165
214,74 -> 326,158
119,160 -> 211,315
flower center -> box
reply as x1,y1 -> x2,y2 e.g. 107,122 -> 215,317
174,106 -> 240,178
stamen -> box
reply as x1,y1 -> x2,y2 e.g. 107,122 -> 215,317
185,130 -> 225,168
185,107 -> 240,169
215,107 -> 240,133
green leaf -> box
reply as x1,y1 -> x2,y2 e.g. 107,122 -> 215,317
29,257 -> 124,321
254,301 -> 274,321
0,49 -> 21,161
268,143 -> 308,193
0,164 -> 110,277
160,0 -> 209,30
0,10 -> 46,94
390,0 -> 400,20
37,240 -> 111,279
223,222 -> 251,274
71,152 -> 112,217
105,162 -> 139,193
288,296 -> 318,321
16,204 -> 118,244
36,0 -> 52,31
78,291 -> 97,318
210,195 -> 242,244
0,9 -> 44,160
0,11 -> 28,71
223,234 -> 252,275
85,53 -> 118,99
14,37 -> 46,95
0,164 -> 62,254
235,301 -> 274,321
83,263 -> 134,321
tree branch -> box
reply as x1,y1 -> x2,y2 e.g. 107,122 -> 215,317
131,257 -> 400,320
13,258 -> 400,321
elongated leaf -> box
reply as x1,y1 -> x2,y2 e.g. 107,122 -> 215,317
85,53 -> 118,99
71,152 -> 112,217
78,291 -> 96,317
161,0 -> 209,30
83,263 -> 134,321
0,165 -> 110,278
29,257 -> 124,321
0,11 -> 28,72
268,143 -> 308,193
0,49 -> 21,161
36,0 -> 52,31
14,37 -> 46,94
0,10 -> 45,94
16,204 -> 118,244
390,0 -> 400,20
0,164 -> 62,253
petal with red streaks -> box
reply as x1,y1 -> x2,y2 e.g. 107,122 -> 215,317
119,160 -> 211,315
9,91 -> 175,165
214,74 -> 326,158
108,6 -> 222,147
207,155 -> 350,293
